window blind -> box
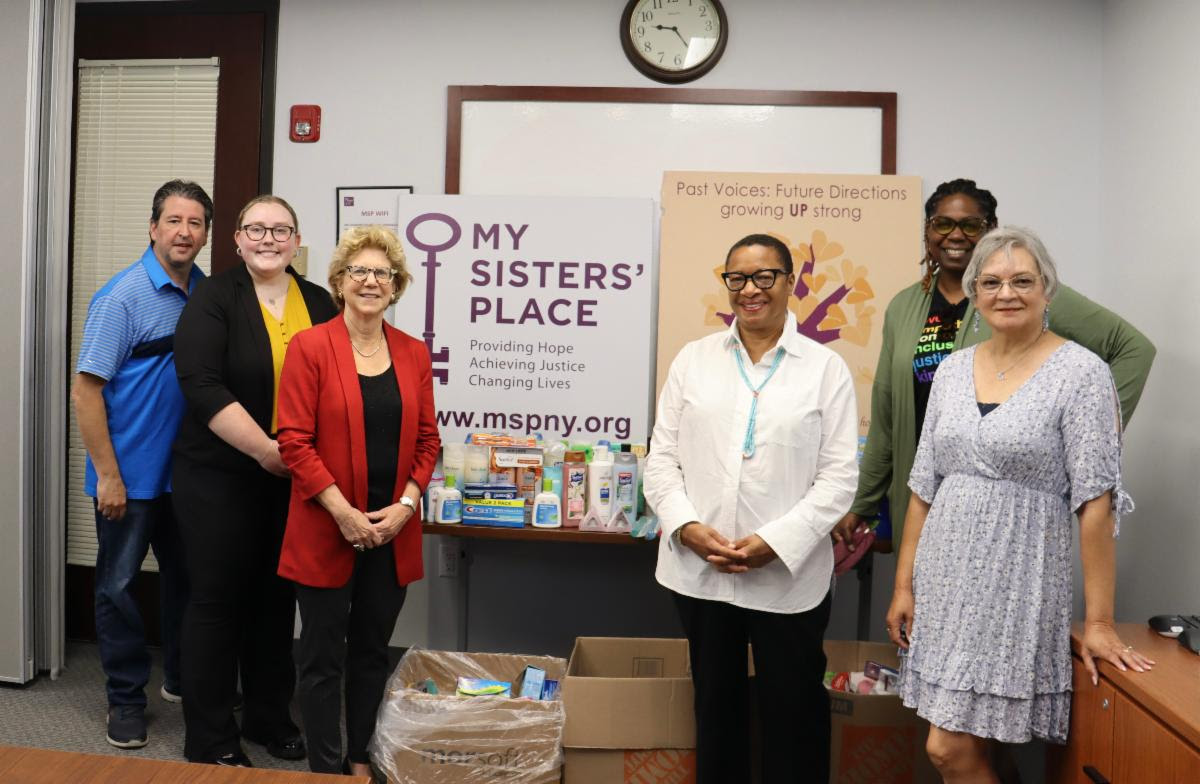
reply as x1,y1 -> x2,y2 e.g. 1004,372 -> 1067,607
68,59 -> 219,569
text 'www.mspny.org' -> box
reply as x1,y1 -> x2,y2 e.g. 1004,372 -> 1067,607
436,409 -> 632,440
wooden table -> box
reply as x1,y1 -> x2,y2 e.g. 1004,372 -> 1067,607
1046,623 -> 1200,783
0,744 -> 369,783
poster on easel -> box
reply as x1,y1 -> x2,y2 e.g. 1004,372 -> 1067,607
657,172 -> 923,441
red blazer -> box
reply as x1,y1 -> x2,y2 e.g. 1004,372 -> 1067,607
276,317 -> 440,588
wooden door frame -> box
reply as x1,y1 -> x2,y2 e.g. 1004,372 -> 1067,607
67,0 -> 279,643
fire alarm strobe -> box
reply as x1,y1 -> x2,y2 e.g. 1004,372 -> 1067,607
290,105 -> 321,142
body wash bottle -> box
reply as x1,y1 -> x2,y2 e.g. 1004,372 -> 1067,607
613,451 -> 638,522
561,450 -> 587,528
586,445 -> 614,520
531,478 -> 561,528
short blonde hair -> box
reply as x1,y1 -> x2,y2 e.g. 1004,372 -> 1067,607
327,225 -> 412,308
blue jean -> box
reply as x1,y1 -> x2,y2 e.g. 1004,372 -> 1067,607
94,496 -> 188,707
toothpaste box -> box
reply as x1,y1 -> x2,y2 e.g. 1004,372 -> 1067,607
463,483 -> 519,500
462,497 -> 526,527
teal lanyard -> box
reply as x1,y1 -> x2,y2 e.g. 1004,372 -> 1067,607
734,346 -> 786,459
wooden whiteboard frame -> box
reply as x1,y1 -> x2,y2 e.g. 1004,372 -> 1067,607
445,85 -> 896,193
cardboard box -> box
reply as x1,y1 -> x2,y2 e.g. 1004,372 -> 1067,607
825,640 -> 938,784
561,637 -> 937,784
564,748 -> 696,784
562,637 -> 696,784
372,648 -> 567,784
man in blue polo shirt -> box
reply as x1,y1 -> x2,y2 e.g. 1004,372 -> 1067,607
72,179 -> 212,749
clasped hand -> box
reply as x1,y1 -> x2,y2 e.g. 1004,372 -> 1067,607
335,502 -> 414,550
679,523 -> 777,573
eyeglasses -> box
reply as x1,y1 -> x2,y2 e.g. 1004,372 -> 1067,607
720,268 -> 788,292
975,274 -> 1041,295
240,224 -> 296,242
927,216 -> 990,238
344,265 -> 396,284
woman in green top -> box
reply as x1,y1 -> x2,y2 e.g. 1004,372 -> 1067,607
833,179 -> 1155,550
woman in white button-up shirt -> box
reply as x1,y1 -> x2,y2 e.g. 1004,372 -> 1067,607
645,233 -> 859,783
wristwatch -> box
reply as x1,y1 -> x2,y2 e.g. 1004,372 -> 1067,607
398,496 -> 417,511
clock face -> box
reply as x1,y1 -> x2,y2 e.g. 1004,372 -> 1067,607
623,0 -> 727,82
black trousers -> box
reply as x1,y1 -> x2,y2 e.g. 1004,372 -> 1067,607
674,589 -> 832,784
295,545 -> 407,773
173,456 -> 300,761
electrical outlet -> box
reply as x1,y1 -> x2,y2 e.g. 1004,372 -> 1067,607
437,541 -> 459,578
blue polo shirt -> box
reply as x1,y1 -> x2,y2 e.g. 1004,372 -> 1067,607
77,245 -> 205,499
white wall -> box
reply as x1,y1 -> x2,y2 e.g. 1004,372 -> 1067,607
1098,0 -> 1200,622
270,0 -> 1154,654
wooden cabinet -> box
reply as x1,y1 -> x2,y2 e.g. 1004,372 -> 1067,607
1047,624 -> 1200,784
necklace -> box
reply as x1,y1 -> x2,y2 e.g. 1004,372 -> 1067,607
990,334 -> 1042,380
351,332 -> 384,358
733,346 -> 786,458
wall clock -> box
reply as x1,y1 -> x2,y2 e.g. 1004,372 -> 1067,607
620,0 -> 728,84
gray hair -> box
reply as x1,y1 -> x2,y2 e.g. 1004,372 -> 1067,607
963,225 -> 1060,303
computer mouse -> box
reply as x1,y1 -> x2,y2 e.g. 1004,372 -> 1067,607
1148,615 -> 1186,637
1180,629 -> 1200,655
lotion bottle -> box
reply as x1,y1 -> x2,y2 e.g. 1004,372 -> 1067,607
435,476 -> 462,524
531,478 -> 561,528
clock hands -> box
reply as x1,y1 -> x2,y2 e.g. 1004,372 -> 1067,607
655,24 -> 690,48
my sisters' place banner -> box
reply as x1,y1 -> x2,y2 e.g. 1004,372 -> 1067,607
657,172 -> 923,440
385,195 -> 656,446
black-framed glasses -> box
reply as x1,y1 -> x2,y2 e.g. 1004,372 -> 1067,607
721,268 -> 788,292
344,265 -> 396,284
975,274 -> 1041,295
926,216 -> 990,238
240,224 -> 295,242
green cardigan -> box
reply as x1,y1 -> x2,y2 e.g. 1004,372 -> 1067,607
850,277 -> 1156,542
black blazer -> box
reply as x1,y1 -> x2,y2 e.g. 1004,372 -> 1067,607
173,264 -> 339,474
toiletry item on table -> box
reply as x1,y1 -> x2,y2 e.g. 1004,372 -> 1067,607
532,477 -> 561,529
561,450 -> 587,528
434,476 -> 462,524
586,445 -> 614,521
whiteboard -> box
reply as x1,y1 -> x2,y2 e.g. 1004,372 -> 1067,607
447,86 -> 895,198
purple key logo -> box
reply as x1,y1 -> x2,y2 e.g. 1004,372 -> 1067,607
405,212 -> 463,384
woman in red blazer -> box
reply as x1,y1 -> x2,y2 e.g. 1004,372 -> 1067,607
276,225 -> 439,777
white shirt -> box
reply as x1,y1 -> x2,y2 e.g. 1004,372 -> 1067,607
645,312 -> 859,613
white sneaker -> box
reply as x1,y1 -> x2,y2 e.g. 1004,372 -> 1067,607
159,683 -> 182,703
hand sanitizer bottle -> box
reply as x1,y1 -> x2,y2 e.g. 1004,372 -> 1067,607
531,477 -> 561,529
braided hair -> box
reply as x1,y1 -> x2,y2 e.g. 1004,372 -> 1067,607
920,179 -> 999,292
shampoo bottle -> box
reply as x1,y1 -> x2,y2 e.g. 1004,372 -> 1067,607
562,450 -> 587,528
613,451 -> 638,522
435,476 -> 462,524
531,478 -> 561,528
587,445 -> 614,520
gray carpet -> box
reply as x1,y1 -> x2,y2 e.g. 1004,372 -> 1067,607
0,641 -> 309,772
